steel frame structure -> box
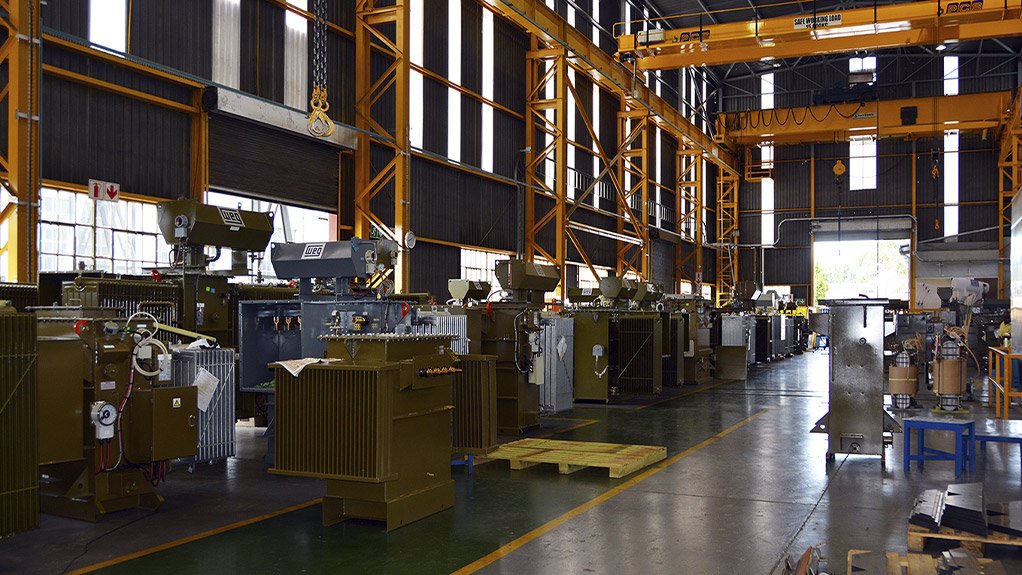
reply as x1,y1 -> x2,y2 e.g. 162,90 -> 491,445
999,88 -> 1022,298
617,0 -> 1022,71
1,0 -> 40,282
354,0 -> 412,291
492,0 -> 740,301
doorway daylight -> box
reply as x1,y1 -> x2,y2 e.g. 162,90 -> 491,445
813,239 -> 910,304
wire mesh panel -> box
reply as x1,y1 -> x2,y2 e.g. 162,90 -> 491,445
613,316 -> 662,396
171,348 -> 236,463
0,313 -> 38,537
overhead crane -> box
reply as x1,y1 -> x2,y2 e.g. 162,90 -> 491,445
719,90 -> 1013,145
617,0 -> 1022,70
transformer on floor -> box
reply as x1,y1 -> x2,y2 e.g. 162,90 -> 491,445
36,309 -> 198,522
271,332 -> 459,530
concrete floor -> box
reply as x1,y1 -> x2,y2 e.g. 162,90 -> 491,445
3,350 -> 1022,574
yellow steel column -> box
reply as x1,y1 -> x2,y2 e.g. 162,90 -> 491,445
616,107 -> 650,279
809,144 -> 816,305
910,144 -> 918,309
354,0 -> 411,290
554,50 -> 567,296
6,0 -> 42,282
715,171 -> 739,307
675,147 -> 701,289
998,89 -> 1022,300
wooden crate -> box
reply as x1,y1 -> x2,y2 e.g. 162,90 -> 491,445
907,524 -> 1022,557
847,549 -> 1003,575
482,438 -> 667,478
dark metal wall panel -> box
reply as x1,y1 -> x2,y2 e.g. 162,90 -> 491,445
41,75 -> 190,200
208,114 -> 339,211
776,210 -> 811,248
960,56 -> 1018,94
959,134 -> 997,242
493,16 -> 526,113
702,247 -> 716,285
129,0 -> 213,79
409,241 -> 461,299
411,157 -> 516,251
597,87 -> 618,213
878,54 -> 941,99
764,247 -> 811,286
325,2 -> 355,125
240,0 -> 285,104
738,248 -> 757,283
773,63 -> 847,109
739,213 -> 761,245
721,76 -> 757,113
422,75 -> 450,156
369,144 -> 396,229
651,239 -> 673,287
773,145 -> 810,211
569,209 -> 617,268
44,44 -> 192,103
42,0 -> 89,37
597,0 -> 620,54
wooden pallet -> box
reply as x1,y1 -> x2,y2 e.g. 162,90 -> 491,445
481,438 -> 667,478
907,524 -> 1022,556
847,549 -> 1002,575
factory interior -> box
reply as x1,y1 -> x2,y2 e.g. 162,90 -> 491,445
7,1 -> 1022,574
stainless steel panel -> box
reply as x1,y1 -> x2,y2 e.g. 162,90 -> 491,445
823,300 -> 888,457
539,313 -> 574,413
720,314 -> 746,346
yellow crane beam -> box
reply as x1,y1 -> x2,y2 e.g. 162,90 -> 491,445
489,0 -> 739,172
719,91 -> 1013,146
619,0 -> 1022,70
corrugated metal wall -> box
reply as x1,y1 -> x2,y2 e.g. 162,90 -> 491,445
38,0 -> 713,293
208,114 -> 340,210
39,45 -> 193,199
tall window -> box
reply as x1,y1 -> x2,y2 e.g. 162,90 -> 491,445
460,248 -> 503,288
89,0 -> 127,52
943,56 -> 960,239
943,55 -> 960,96
212,0 -> 241,88
481,10 -> 494,171
38,187 -> 168,274
849,136 -> 877,190
283,0 -> 309,110
410,0 -> 425,149
761,73 -> 775,246
205,191 -> 331,280
448,0 -> 462,162
849,56 -> 877,83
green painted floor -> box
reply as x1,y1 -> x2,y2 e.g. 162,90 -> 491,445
91,385 -> 759,573
11,351 -> 1022,574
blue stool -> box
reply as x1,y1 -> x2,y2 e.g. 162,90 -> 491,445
903,417 -> 976,476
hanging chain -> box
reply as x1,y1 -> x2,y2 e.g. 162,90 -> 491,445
308,0 -> 334,137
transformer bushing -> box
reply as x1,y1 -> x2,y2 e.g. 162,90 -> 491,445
935,340 -> 965,411
889,351 -> 917,409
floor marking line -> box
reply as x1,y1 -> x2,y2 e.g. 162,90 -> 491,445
69,498 -> 323,574
633,379 -> 735,410
450,408 -> 770,575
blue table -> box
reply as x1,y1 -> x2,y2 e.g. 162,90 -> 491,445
974,418 -> 1022,478
903,416 -> 976,476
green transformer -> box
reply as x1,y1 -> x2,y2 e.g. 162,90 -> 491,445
272,333 -> 459,530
